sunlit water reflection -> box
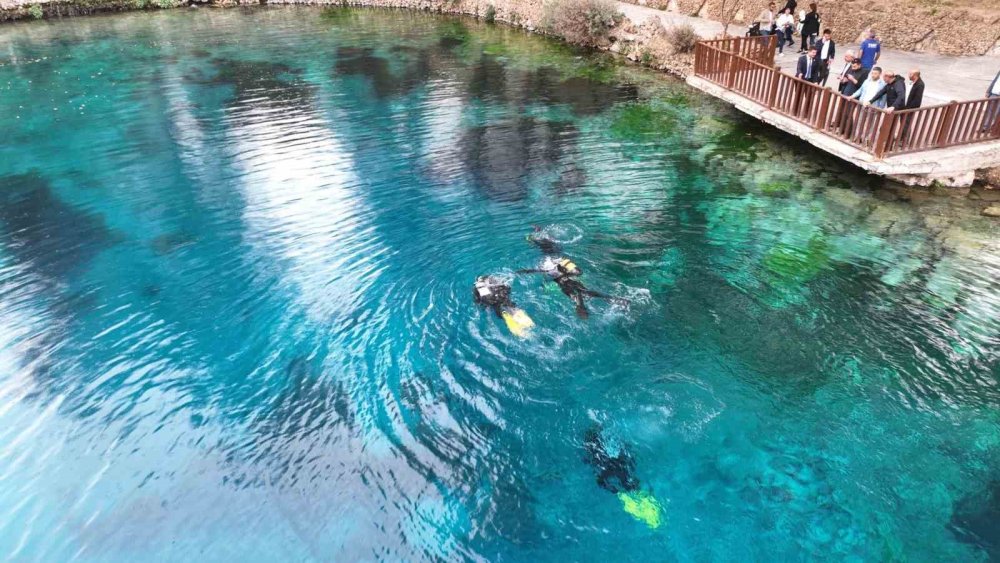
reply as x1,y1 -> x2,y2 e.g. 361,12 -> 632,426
1,7 -> 999,561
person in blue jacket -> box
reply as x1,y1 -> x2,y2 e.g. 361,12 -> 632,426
858,30 -> 881,70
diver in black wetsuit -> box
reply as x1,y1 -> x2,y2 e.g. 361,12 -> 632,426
584,426 -> 639,494
517,257 -> 626,319
526,225 -> 562,256
583,425 -> 664,528
473,275 -> 535,337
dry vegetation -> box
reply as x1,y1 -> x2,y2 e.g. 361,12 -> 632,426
544,0 -> 624,45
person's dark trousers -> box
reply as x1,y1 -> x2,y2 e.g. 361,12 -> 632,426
817,61 -> 830,85
759,29 -> 773,48
784,26 -> 794,46
800,33 -> 816,52
900,115 -> 915,148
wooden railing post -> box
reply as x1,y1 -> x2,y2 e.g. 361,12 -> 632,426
815,88 -> 832,130
872,109 -> 896,158
766,66 -> 780,109
935,101 -> 959,146
725,52 -> 737,89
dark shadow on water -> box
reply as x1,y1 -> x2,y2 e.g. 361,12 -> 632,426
949,481 -> 1000,559
461,117 -> 579,202
0,172 -> 114,281
188,57 -> 312,106
333,46 -> 432,99
467,59 -> 639,116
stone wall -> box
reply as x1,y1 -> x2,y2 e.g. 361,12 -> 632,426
627,0 -> 1000,56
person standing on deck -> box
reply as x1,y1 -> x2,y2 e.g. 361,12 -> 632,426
905,70 -> 924,109
841,58 -> 869,96
813,29 -> 836,85
776,8 -> 796,54
757,2 -> 777,35
836,51 -> 856,93
854,66 -> 886,108
869,70 -> 906,111
796,46 -> 821,84
799,3 -> 821,53
899,69 -> 924,147
983,69 -> 1000,133
851,67 -> 886,142
858,30 -> 881,70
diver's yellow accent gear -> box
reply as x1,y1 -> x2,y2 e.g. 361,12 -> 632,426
618,490 -> 664,529
501,309 -> 535,337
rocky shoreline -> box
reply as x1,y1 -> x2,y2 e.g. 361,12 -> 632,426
3,0 -> 1000,200
0,0 -> 697,76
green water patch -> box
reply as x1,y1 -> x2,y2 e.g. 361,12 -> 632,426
608,101 -> 679,141
763,235 -> 832,287
759,180 -> 796,197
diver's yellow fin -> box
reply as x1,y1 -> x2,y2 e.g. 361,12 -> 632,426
501,309 -> 535,338
618,490 -> 664,529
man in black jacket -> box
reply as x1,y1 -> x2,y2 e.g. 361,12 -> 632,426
870,70 -> 906,110
841,58 -> 868,96
813,29 -> 836,85
905,69 -> 924,109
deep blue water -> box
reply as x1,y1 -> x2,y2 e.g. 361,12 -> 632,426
1,7 -> 1000,561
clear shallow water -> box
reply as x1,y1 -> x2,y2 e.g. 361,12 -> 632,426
1,7 -> 1000,561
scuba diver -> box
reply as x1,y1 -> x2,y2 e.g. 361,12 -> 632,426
526,225 -> 562,256
583,425 -> 664,529
517,256 -> 627,319
473,275 -> 535,338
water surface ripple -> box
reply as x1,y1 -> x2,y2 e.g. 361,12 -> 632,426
1,7 -> 1000,561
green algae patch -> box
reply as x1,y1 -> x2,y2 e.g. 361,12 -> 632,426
319,7 -> 365,23
708,129 -> 762,163
608,102 -> 678,140
763,235 -> 832,286
573,60 -> 617,84
760,180 -> 795,197
438,20 -> 472,48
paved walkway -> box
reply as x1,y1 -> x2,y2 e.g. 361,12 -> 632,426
617,1 -> 1000,105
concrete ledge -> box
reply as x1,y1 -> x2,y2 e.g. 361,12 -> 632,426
686,75 -> 1000,187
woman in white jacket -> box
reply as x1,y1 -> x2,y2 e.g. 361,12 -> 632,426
776,9 -> 795,54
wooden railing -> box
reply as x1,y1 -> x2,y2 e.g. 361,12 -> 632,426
693,41 -> 1000,158
698,35 -> 778,68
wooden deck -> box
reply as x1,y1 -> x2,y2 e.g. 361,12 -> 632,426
692,37 -> 1000,160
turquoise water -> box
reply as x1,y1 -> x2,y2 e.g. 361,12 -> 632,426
1,7 -> 1000,561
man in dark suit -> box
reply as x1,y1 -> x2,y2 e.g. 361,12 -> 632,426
905,69 -> 924,109
813,29 -> 836,85
899,69 -> 924,147
796,46 -> 821,84
984,69 -> 1000,133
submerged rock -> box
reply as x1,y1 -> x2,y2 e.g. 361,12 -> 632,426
981,205 -> 1000,218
